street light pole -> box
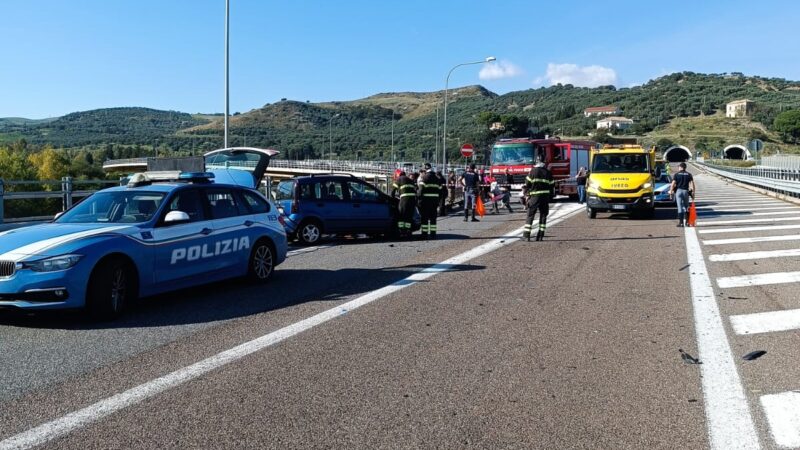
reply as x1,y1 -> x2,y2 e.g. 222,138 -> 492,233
224,0 -> 230,148
329,113 -> 340,167
391,110 -> 395,163
442,56 -> 495,171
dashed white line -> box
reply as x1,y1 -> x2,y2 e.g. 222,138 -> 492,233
709,248 -> 800,262
698,211 -> 800,217
717,271 -> 800,288
696,206 -> 797,213
761,392 -> 800,448
682,227 -> 760,449
730,308 -> 800,335
699,224 -> 800,235
698,216 -> 800,226
0,203 -> 585,450
702,234 -> 800,246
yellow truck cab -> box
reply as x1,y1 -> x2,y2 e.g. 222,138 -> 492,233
586,145 -> 660,219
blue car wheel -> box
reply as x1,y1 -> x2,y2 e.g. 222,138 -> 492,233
86,257 -> 137,320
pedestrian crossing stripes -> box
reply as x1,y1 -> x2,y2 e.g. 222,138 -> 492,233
717,271 -> 800,288
696,206 -> 797,212
697,215 -> 800,226
709,248 -> 800,262
760,392 -> 800,448
702,234 -> 800,246
691,167 -> 800,448
730,308 -> 800,335
699,224 -> 800,234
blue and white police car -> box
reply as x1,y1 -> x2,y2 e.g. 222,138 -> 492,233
0,148 -> 287,319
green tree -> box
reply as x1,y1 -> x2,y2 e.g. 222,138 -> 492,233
774,110 -> 800,143
28,146 -> 71,180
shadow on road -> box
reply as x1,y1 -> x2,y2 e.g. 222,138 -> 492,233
0,264 -> 485,330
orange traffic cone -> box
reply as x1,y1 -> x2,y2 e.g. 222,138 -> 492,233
687,201 -> 697,227
475,195 -> 486,217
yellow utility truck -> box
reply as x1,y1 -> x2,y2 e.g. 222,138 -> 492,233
585,145 -> 660,219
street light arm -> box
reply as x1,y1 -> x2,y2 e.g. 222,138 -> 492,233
442,57 -> 495,170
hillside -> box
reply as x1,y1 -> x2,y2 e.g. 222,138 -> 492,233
2,72 -> 800,162
0,107 -> 208,147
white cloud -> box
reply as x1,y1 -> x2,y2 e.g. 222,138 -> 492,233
479,60 -> 523,80
537,63 -> 618,87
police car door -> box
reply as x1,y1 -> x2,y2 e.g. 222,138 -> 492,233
205,187 -> 252,272
152,187 -> 216,284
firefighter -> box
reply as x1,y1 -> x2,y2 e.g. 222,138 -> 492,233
392,170 -> 416,238
523,158 -> 555,241
417,163 -> 442,239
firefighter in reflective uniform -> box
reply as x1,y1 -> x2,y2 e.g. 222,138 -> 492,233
523,159 -> 555,241
417,163 -> 442,239
392,171 -> 416,238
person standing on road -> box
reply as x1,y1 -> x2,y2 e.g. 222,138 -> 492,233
523,158 -> 555,241
669,162 -> 696,227
576,166 -> 587,204
393,170 -> 416,238
418,163 -> 442,239
435,169 -> 448,216
447,169 -> 457,210
460,164 -> 481,222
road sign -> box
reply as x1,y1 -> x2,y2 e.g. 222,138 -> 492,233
460,144 -> 474,158
748,139 -> 764,152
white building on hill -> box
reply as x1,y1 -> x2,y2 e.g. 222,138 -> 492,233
596,116 -> 634,130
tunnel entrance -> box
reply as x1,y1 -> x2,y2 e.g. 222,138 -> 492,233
723,145 -> 749,160
663,145 -> 692,162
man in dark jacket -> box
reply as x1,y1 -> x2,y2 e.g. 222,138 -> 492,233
417,163 -> 442,239
435,169 -> 448,216
523,159 -> 555,241
459,164 -> 481,222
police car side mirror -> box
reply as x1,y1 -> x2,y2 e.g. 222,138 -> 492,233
53,212 -> 64,220
164,210 -> 191,224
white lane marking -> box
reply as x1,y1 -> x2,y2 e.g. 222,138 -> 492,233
0,204 -> 584,450
730,308 -> 800,335
700,224 -> 800,235
703,234 -> 800,246
695,201 -> 791,208
761,392 -> 800,448
286,244 -> 331,257
717,271 -> 800,288
698,216 -> 800,226
698,211 -> 800,217
699,196 -> 768,201
683,227 -> 761,449
710,248 -> 800,262
697,206 -> 797,213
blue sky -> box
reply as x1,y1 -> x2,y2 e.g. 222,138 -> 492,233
2,0 -> 798,119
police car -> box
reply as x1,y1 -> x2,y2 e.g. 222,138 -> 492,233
0,148 -> 287,319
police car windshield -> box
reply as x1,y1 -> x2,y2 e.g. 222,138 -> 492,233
491,145 -> 534,165
57,191 -> 166,224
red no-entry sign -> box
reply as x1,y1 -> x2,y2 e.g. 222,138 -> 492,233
460,144 -> 474,158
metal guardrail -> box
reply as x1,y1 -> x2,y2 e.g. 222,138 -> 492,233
0,177 -> 120,224
697,162 -> 800,197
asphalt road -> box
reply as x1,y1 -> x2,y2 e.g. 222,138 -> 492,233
0,179 -> 796,449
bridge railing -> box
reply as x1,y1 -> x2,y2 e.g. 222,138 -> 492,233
697,161 -> 800,198
0,178 -> 120,224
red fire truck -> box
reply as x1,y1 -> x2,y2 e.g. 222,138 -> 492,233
489,138 -> 596,200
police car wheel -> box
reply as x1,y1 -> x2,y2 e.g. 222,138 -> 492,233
249,240 -> 274,282
298,221 -> 322,245
86,258 -> 136,320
